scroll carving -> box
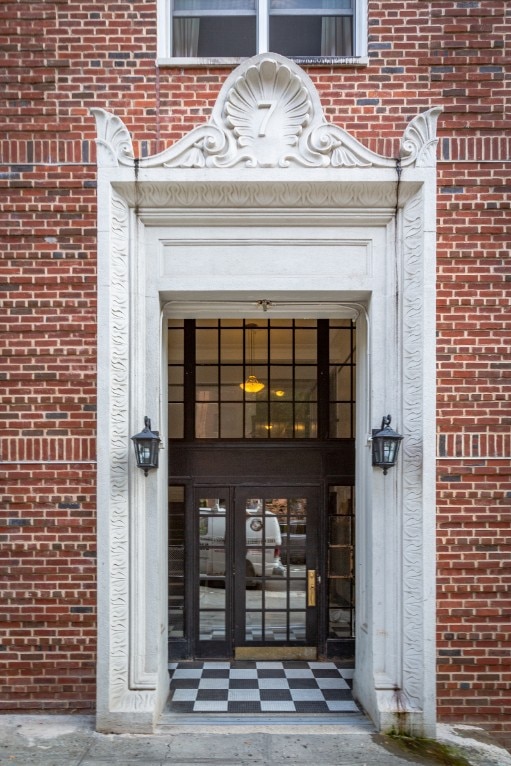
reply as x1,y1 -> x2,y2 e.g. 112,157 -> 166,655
92,54 -> 440,170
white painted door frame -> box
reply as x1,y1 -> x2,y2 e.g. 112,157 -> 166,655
93,53 -> 439,735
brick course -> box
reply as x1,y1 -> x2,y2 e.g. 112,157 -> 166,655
1,0 -> 509,741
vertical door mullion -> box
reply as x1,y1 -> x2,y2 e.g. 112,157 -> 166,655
233,488 -> 246,648
292,323 -> 295,439
242,323 -> 245,438
257,0 -> 269,54
184,320 -> 195,441
267,328 -> 272,439
226,486 -> 234,656
217,322 -> 221,439
317,484 -> 327,654
305,488 -> 318,648
186,482 -> 196,659
317,319 -> 330,440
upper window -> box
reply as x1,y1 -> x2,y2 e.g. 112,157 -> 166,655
167,318 -> 356,440
158,0 -> 366,62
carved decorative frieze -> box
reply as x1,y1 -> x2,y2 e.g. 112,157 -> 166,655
112,180 -> 419,211
107,189 -> 133,709
401,189 -> 427,711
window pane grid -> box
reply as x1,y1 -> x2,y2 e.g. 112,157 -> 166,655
270,0 -> 352,8
169,0 -> 356,57
168,327 -> 185,438
270,8 -> 352,14
168,318 -> 354,441
329,322 -> 355,438
175,0 -> 255,9
173,9 -> 255,15
327,485 -> 355,638
168,486 -> 186,638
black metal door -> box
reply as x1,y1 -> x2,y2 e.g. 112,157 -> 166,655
192,485 -> 319,659
194,487 -> 232,659
233,487 -> 319,659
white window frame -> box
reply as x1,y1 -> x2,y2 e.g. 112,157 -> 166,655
157,0 -> 367,66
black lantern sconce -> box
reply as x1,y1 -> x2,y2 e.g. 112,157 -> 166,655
372,415 -> 403,475
131,416 -> 161,476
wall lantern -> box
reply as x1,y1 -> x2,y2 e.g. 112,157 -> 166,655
131,416 -> 160,476
372,415 -> 403,475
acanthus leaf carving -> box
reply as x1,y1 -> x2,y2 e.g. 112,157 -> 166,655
400,107 -> 442,168
91,108 -> 134,168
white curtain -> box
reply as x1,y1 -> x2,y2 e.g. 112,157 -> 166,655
321,16 -> 352,56
173,18 -> 200,56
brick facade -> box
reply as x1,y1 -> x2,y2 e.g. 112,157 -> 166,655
1,0 -> 509,742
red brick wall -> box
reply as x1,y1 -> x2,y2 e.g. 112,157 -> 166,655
1,0 -> 509,737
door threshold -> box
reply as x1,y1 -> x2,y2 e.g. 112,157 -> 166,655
234,646 -> 317,661
158,711 -> 374,729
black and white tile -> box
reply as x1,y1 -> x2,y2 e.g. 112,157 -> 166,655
168,661 -> 359,714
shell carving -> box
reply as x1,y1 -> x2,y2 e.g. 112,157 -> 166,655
223,59 -> 312,166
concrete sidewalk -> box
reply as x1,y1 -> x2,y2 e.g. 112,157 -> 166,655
0,715 -> 509,766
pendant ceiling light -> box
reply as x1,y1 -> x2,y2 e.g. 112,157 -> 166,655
240,323 -> 265,394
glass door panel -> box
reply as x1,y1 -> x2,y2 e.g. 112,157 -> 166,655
234,488 -> 318,654
168,486 -> 186,655
327,485 -> 355,639
196,491 -> 231,657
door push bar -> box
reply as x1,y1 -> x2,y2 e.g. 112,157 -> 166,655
307,569 -> 316,607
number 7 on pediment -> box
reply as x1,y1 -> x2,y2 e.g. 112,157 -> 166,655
257,101 -> 277,137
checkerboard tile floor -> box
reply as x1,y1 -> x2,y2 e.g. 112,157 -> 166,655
168,661 -> 359,714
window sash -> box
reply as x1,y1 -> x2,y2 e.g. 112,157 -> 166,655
175,0 -> 255,7
173,8 -> 349,15
173,9 -> 255,15
174,0 -> 352,10
167,0 -> 361,58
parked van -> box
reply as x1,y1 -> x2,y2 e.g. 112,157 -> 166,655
279,519 -> 306,565
199,505 -> 285,582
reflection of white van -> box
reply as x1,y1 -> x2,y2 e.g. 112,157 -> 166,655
199,506 -> 285,580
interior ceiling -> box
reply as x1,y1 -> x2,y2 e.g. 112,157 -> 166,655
162,299 -> 362,320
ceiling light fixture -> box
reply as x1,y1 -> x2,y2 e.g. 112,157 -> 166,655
240,323 -> 265,394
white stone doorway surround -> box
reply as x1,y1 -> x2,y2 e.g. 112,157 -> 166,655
93,53 -> 440,735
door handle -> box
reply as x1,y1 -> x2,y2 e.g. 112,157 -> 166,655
307,569 -> 316,607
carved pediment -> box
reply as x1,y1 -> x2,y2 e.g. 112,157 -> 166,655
92,53 -> 440,170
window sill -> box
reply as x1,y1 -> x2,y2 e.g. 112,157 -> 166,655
157,55 -> 369,69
